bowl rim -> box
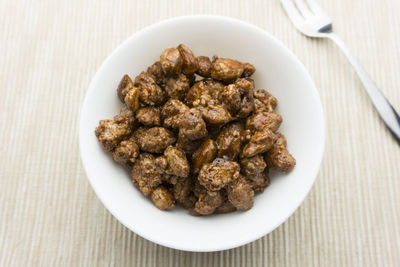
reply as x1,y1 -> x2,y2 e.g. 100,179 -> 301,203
79,14 -> 326,252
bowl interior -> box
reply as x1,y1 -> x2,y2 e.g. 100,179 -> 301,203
79,15 -> 325,252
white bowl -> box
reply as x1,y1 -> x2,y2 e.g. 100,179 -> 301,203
79,15 -> 325,252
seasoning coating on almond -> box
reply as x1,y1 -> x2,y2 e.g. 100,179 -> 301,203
94,44 -> 295,215
211,57 -> 244,82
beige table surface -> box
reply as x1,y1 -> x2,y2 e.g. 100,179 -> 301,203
1,0 -> 400,266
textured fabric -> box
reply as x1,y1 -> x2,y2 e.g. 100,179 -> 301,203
1,0 -> 399,266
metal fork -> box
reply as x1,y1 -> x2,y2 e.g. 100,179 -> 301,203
281,0 -> 400,144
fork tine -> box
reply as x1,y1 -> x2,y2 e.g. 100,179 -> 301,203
293,0 -> 313,18
280,0 -> 304,26
306,0 -> 329,17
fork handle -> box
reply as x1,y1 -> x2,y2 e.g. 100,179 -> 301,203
327,33 -> 400,144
